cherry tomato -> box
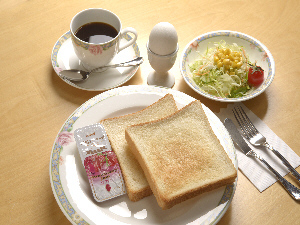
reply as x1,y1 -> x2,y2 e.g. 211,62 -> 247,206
248,65 -> 264,87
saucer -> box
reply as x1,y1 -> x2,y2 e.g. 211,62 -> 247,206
51,31 -> 141,91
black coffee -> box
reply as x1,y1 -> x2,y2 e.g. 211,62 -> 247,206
75,22 -> 118,43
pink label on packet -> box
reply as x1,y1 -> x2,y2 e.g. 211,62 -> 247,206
74,123 -> 126,202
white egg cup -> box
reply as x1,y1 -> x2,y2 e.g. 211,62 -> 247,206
146,42 -> 178,88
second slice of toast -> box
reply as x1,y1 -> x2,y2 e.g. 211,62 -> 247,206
125,100 -> 237,209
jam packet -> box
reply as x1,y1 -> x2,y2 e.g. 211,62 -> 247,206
74,123 -> 126,202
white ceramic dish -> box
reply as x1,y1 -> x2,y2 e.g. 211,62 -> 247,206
51,31 -> 140,91
180,30 -> 275,102
49,85 -> 237,225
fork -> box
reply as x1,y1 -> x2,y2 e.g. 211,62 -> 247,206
232,105 -> 300,183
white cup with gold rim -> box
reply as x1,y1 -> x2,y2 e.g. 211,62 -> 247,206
70,8 -> 138,69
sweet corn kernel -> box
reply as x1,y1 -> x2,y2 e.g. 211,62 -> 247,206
218,53 -> 225,59
224,48 -> 231,55
236,62 -> 243,68
214,56 -> 219,63
229,54 -> 235,61
223,59 -> 231,65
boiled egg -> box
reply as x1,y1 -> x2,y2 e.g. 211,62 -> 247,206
148,22 -> 178,56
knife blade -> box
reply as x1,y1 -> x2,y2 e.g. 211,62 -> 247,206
224,118 -> 252,155
224,118 -> 300,200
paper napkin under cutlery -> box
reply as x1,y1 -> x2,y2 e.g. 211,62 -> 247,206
216,102 -> 300,192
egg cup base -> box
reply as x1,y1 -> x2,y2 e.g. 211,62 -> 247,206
147,71 -> 175,88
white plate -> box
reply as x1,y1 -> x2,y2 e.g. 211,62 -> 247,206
49,85 -> 238,225
180,30 -> 275,102
51,31 -> 140,91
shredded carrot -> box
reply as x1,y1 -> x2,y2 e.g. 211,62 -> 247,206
241,47 -> 248,64
197,64 -> 207,74
196,70 -> 209,76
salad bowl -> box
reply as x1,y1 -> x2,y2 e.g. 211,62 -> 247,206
180,30 -> 275,102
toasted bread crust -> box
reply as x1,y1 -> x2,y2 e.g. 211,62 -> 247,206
125,100 -> 237,209
100,94 -> 178,202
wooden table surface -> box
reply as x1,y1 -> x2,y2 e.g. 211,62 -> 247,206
1,0 -> 300,224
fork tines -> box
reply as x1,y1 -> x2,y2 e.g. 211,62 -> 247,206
232,106 -> 258,139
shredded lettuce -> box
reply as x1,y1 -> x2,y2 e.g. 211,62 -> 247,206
189,40 -> 254,98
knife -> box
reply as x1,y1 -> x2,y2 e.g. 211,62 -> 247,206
224,118 -> 300,200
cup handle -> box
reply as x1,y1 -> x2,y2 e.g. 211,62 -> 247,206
118,27 -> 138,52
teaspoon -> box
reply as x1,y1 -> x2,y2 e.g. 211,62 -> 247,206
59,57 -> 143,82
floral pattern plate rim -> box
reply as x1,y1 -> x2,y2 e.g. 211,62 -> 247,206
51,31 -> 140,91
180,30 -> 275,102
49,85 -> 237,225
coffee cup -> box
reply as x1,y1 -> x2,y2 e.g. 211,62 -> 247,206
70,8 -> 138,69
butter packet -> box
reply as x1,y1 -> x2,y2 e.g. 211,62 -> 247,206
74,123 -> 126,202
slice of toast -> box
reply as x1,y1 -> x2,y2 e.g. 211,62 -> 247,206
100,94 -> 178,202
125,100 -> 237,209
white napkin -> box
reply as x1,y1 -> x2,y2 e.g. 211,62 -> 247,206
216,102 -> 300,192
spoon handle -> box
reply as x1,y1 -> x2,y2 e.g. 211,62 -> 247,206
91,57 -> 143,73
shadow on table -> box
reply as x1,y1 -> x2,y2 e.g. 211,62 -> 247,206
50,64 -> 143,106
